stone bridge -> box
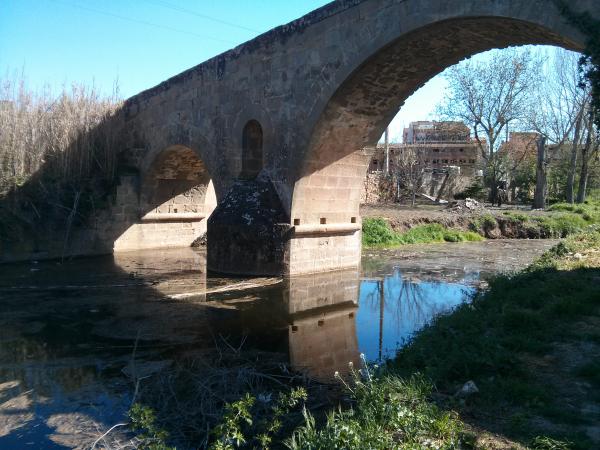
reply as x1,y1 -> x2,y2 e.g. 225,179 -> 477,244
108,0 -> 596,276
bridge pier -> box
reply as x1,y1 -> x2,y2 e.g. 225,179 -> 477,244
207,177 -> 362,276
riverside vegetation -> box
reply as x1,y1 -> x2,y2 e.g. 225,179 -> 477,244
119,227 -> 600,449
362,198 -> 600,249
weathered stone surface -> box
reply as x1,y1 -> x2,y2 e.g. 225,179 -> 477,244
207,177 -> 291,276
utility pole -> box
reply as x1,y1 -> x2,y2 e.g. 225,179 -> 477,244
378,279 -> 384,362
533,135 -> 547,210
384,127 -> 390,175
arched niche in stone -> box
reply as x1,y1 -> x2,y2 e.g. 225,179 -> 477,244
240,120 -> 264,180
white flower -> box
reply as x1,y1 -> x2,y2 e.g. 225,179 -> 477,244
258,393 -> 272,404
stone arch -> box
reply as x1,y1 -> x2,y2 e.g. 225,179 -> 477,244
114,145 -> 217,251
140,145 -> 216,218
241,120 -> 264,179
290,5 -> 590,227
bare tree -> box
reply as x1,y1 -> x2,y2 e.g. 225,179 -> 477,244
392,146 -> 426,207
530,49 -> 591,205
437,48 -> 543,204
576,111 -> 599,203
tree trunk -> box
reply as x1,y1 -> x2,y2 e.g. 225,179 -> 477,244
576,131 -> 593,204
566,110 -> 584,203
533,136 -> 547,209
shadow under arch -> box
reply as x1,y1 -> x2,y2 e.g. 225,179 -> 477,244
290,15 -> 587,227
114,144 -> 217,252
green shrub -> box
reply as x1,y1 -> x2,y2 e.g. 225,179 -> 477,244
362,218 -> 401,247
503,212 -> 530,223
481,213 -> 497,228
362,221 -> 484,248
287,367 -> 466,449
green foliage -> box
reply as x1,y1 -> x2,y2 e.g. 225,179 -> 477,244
503,212 -> 530,223
398,223 -> 483,245
481,214 -> 497,228
362,218 -> 483,248
531,436 -> 573,450
129,403 -> 175,450
454,180 -> 487,201
362,218 -> 402,247
209,388 -> 307,450
210,393 -> 255,450
469,213 -> 498,233
287,367 -> 467,450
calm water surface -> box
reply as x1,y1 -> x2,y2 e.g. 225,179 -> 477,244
0,239 -> 557,448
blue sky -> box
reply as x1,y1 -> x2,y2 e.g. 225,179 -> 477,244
1,1 -> 328,96
0,1 -> 570,142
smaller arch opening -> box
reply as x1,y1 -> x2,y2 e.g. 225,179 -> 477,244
114,145 -> 217,252
241,120 -> 263,179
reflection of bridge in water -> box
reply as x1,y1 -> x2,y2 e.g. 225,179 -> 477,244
112,248 -> 476,380
286,270 -> 361,380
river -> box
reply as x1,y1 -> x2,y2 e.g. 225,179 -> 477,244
0,239 -> 557,448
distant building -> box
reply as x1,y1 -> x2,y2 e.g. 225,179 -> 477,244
368,121 -> 483,177
498,132 -> 539,161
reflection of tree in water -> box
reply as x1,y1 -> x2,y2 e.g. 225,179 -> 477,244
361,269 -> 473,360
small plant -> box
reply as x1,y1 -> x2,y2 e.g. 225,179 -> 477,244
210,393 -> 256,450
503,212 -> 530,223
210,388 -> 307,450
530,435 -> 573,450
287,358 -> 466,449
129,403 -> 175,450
481,213 -> 497,229
362,217 -> 402,247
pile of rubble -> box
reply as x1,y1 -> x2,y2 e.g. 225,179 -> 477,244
446,198 -> 486,212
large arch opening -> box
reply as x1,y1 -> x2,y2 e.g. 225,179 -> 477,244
114,145 -> 217,252
286,13 -> 587,274
291,17 -> 584,226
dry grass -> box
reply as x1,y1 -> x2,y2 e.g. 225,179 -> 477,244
0,71 -> 122,195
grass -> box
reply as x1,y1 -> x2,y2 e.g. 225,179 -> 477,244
392,226 -> 600,448
208,364 -> 470,450
286,369 -> 467,450
362,218 -> 483,248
